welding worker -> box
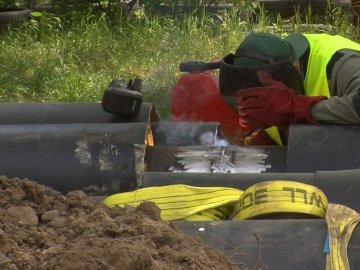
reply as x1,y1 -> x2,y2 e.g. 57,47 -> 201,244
219,32 -> 360,145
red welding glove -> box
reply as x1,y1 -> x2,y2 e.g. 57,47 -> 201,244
236,71 -> 327,131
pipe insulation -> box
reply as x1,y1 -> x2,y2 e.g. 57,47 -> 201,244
0,123 -> 152,195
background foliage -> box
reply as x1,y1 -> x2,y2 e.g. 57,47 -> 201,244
0,0 -> 359,118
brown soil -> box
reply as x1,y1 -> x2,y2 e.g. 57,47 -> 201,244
0,176 -> 243,270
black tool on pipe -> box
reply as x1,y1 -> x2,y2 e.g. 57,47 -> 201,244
101,78 -> 143,116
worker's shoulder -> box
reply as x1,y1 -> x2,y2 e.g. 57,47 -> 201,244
332,49 -> 360,74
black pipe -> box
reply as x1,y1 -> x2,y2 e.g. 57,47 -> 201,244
287,125 -> 360,172
0,102 -> 159,124
143,171 -> 314,189
0,123 -> 150,195
174,220 -> 360,270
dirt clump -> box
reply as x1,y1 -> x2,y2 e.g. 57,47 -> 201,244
0,176 -> 242,270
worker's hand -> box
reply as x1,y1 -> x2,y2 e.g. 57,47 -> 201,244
236,71 -> 327,130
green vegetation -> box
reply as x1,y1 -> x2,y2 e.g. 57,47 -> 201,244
0,3 -> 359,118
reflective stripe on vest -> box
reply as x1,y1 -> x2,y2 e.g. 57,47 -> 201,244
265,126 -> 283,146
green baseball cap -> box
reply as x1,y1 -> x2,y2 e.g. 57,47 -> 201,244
285,33 -> 309,59
233,32 -> 309,66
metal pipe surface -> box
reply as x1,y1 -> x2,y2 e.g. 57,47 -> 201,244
0,123 -> 151,195
0,102 -> 159,124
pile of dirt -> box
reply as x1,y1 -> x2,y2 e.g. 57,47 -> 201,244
0,176 -> 243,270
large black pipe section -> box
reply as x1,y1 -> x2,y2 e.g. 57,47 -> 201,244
0,102 -> 159,124
145,145 -> 287,173
143,171 -> 314,188
143,169 -> 360,212
287,124 -> 360,172
0,121 -> 218,195
175,219 -> 360,270
0,123 -> 151,195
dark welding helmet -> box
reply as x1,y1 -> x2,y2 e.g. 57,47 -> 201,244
219,32 -> 309,112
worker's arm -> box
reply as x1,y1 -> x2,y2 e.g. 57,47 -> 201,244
236,71 -> 326,130
310,51 -> 360,124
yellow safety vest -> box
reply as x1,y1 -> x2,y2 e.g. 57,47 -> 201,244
266,34 -> 360,145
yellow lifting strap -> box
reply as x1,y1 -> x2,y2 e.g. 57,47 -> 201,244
184,204 -> 235,221
103,184 -> 243,221
325,203 -> 360,270
232,180 -> 328,220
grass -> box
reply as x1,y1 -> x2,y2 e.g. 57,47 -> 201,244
0,3 -> 359,119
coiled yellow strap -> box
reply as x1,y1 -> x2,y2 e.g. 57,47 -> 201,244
232,180 -> 328,220
103,184 -> 243,221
